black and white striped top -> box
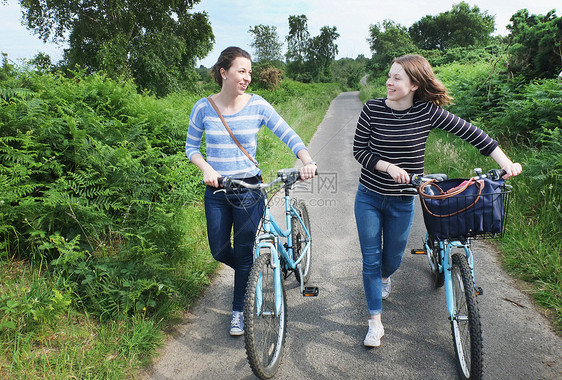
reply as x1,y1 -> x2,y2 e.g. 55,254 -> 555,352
353,98 -> 498,196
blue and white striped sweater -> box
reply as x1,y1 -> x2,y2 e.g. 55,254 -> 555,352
186,94 -> 306,176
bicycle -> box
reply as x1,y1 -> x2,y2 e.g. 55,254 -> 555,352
409,168 -> 512,380
219,168 -> 318,379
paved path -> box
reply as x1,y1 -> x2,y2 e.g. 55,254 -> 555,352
144,92 -> 561,379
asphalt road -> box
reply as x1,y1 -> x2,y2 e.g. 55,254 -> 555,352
144,92 -> 562,380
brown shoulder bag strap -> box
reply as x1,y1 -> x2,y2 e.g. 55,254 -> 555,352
207,96 -> 259,168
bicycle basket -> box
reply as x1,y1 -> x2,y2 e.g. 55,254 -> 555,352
418,177 -> 511,239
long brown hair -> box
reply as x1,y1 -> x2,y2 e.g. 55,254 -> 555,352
392,54 -> 453,107
211,46 -> 252,87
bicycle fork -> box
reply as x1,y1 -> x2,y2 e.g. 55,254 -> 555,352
254,238 -> 284,317
443,241 -> 481,320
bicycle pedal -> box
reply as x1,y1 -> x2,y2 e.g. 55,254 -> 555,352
476,287 -> 484,295
411,249 -> 425,255
303,286 -> 319,297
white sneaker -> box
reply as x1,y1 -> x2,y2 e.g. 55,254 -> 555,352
230,311 -> 244,336
382,277 -> 391,300
364,319 -> 385,347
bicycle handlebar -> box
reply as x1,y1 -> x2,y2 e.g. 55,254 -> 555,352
217,167 -> 317,191
410,168 -> 507,187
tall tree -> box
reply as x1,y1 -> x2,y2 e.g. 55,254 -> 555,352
248,25 -> 283,64
286,15 -> 310,64
409,2 -> 494,50
305,26 -> 339,81
507,9 -> 562,79
368,19 -> 416,72
18,0 -> 214,96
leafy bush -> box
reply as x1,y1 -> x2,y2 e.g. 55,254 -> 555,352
0,68 -> 213,320
490,79 -> 562,143
435,60 -> 510,121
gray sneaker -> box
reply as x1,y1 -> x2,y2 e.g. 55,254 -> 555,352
229,311 -> 244,336
382,277 -> 391,300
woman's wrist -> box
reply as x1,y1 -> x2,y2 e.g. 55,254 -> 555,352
304,160 -> 317,166
385,162 -> 393,172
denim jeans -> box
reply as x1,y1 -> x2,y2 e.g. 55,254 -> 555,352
204,184 -> 264,312
354,183 -> 415,316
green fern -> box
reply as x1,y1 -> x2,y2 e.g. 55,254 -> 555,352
0,87 -> 34,100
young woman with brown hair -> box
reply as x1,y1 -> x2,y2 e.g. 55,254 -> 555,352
353,54 -> 522,347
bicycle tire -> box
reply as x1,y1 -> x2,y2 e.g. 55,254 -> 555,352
244,248 -> 287,379
292,199 -> 312,284
450,253 -> 483,380
426,238 -> 444,288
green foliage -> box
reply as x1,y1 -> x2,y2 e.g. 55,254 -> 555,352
507,9 -> 562,79
331,57 -> 367,90
435,60 -> 506,121
367,19 -> 416,74
490,79 -> 562,143
285,15 -> 340,83
0,68 -> 211,321
409,1 -> 495,50
421,43 -> 506,66
286,15 -> 310,65
248,25 -> 283,64
19,0 -> 215,96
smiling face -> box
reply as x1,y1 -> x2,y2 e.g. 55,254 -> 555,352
221,57 -> 252,95
386,62 -> 418,106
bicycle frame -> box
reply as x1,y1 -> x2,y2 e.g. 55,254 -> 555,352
427,236 -> 476,320
253,191 -> 311,316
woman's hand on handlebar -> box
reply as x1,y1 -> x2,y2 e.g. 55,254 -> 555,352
388,164 -> 410,184
501,162 -> 522,179
202,167 -> 222,188
299,163 -> 317,180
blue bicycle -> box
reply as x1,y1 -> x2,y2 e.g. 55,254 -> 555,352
220,168 -> 317,379
410,168 -> 512,380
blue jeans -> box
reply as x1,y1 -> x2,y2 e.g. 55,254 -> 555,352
354,183 -> 415,316
204,184 -> 264,312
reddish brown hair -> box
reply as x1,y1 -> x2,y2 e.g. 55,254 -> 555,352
392,54 -> 453,107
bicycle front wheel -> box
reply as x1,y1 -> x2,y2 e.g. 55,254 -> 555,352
244,248 -> 287,379
450,253 -> 483,380
426,237 -> 444,288
292,199 -> 312,284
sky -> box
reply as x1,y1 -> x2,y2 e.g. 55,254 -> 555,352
0,0 -> 559,67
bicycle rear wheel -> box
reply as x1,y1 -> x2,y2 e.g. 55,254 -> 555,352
450,253 -> 483,380
292,199 -> 312,284
244,248 -> 287,379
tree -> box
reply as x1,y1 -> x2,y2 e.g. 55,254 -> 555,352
248,25 -> 283,64
18,0 -> 214,96
507,9 -> 562,79
368,20 -> 416,73
409,2 -> 495,50
286,15 -> 310,64
305,26 -> 339,81
284,15 -> 339,82
286,14 -> 310,81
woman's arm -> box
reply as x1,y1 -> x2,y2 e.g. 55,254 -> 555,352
297,149 -> 317,180
489,146 -> 523,179
190,153 -> 221,187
